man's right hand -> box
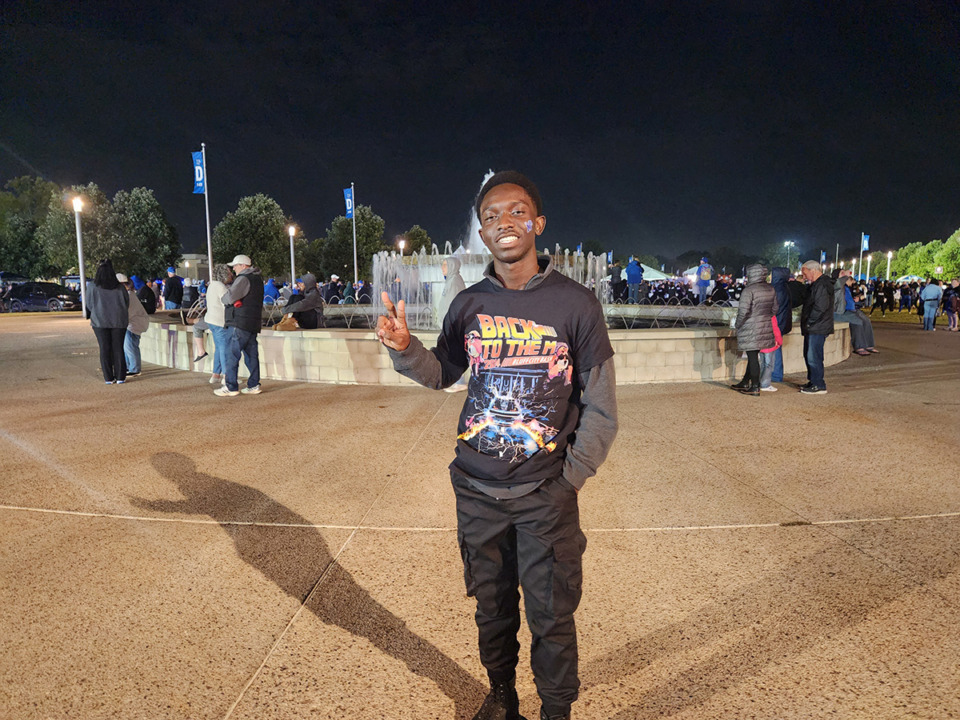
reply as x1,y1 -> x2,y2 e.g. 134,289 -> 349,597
377,291 -> 410,351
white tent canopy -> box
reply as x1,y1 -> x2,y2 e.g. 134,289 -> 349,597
640,263 -> 669,280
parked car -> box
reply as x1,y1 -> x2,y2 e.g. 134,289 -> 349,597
2,282 -> 82,312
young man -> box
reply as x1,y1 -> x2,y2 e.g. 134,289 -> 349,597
799,260 -> 834,394
378,172 -> 618,720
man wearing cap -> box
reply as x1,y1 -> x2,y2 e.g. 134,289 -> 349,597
215,255 -> 264,396
163,266 -> 184,310
378,171 -> 618,720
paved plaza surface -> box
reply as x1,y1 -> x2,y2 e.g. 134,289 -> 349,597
1,313 -> 958,720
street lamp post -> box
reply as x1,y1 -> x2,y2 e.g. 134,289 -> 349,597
72,197 -> 87,317
886,251 -> 893,280
851,258 -> 857,280
288,225 -> 296,286
783,241 -> 795,270
866,254 -> 872,282
398,239 -> 406,258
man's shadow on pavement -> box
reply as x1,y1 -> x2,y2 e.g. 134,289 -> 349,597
135,451 -> 485,719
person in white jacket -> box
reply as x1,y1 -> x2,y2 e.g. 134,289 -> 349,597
119,274 -> 150,377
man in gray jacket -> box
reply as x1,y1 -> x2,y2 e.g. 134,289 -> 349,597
378,172 -> 617,720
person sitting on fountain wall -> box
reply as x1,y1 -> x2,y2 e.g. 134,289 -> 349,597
281,272 -> 324,329
833,269 -> 878,355
377,171 -> 618,720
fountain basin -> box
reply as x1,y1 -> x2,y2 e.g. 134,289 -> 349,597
140,318 -> 850,386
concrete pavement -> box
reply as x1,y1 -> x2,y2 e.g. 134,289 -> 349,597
1,313 -> 958,719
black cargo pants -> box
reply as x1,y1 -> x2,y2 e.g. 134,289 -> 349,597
452,471 -> 587,716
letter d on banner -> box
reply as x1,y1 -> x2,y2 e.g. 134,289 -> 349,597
192,152 -> 205,194
343,187 -> 354,218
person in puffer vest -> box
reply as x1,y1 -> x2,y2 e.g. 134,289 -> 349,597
215,255 -> 264,396
731,263 -> 776,395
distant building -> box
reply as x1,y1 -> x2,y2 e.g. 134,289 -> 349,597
178,254 -> 209,282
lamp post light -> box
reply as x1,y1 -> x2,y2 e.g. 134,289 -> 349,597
783,240 -> 795,270
851,258 -> 857,279
866,254 -> 872,282
72,197 -> 88,317
288,225 -> 297,286
886,251 -> 893,280
398,239 -> 406,258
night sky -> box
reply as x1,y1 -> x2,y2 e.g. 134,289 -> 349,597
3,1 -> 959,260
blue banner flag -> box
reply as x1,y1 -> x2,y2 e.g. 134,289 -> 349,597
192,152 -> 205,194
861,234 -> 870,251
343,188 -> 354,218
607,250 -> 613,263
820,250 -> 827,264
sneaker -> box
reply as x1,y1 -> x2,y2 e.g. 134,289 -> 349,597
800,385 -> 827,394
104,380 -> 114,385
214,387 -> 240,397
759,385 -> 778,392
116,380 -> 125,384
798,382 -> 814,390
241,385 -> 262,395
209,374 -> 222,384
127,371 -> 141,377
472,681 -> 521,720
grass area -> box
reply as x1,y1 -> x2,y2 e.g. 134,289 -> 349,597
867,308 -> 940,325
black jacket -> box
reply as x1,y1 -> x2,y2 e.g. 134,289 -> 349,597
137,285 -> 156,314
800,274 -> 834,336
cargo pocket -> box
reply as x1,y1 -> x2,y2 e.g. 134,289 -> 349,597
457,530 -> 478,597
551,531 -> 587,617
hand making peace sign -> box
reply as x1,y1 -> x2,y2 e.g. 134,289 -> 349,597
377,291 -> 411,351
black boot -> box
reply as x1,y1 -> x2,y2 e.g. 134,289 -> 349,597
730,378 -> 750,390
738,384 -> 760,396
473,680 -> 523,720
540,709 -> 571,720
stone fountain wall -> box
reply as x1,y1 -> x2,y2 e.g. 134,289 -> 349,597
140,320 -> 850,387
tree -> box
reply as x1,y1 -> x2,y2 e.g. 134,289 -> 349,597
319,204 -> 386,281
212,194 -> 287,277
934,234 -> 960,279
0,176 -> 60,278
401,224 -> 433,255
907,240 -> 940,278
36,183 -> 114,276
112,187 -> 181,279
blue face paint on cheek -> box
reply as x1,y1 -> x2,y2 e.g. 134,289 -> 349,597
525,220 -> 533,232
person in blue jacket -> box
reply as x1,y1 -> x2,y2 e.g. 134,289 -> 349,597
263,277 -> 280,303
625,258 -> 644,304
769,267 -> 794,383
696,257 -> 713,305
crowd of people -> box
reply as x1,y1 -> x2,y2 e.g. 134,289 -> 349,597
83,252 -> 958,396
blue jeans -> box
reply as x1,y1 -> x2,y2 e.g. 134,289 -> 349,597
209,324 -> 230,376
225,326 -> 260,391
627,284 -> 639,304
697,286 -> 708,304
123,330 -> 141,374
771,346 -> 784,383
923,309 -> 937,331
164,300 -> 180,310
759,350 -> 775,388
803,334 -> 827,389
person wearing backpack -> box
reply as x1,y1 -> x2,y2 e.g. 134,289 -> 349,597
696,256 -> 713,305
